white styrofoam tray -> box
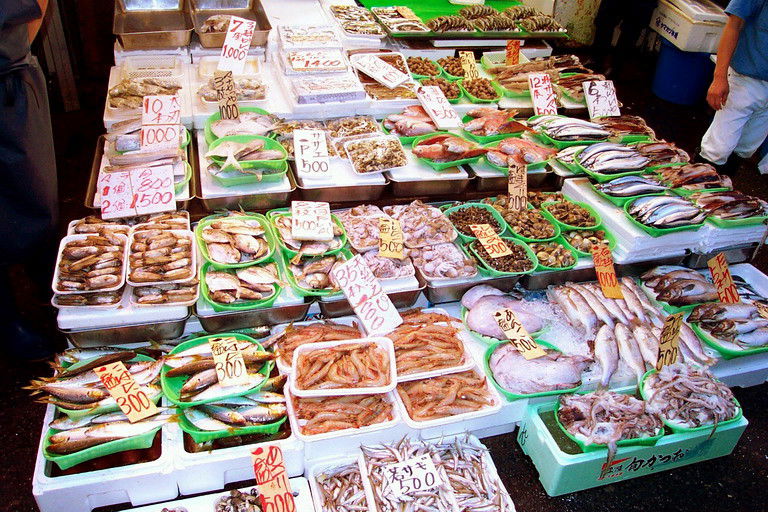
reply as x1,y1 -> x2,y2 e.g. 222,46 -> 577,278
295,156 -> 386,187
52,233 -> 129,296
308,455 -> 374,512
127,229 -> 197,287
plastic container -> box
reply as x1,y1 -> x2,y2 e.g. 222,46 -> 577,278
411,132 -> 485,171
270,212 -> 348,260
482,138 -> 550,172
443,202 -> 511,243
126,229 -> 196,287
561,228 -> 618,258
178,408 -> 287,443
52,234 -> 128,295
651,39 -> 715,105
161,333 -> 273,407
688,321 -> 768,360
623,195 -> 706,237
281,247 -> 351,299
541,200 -> 602,231
457,78 -> 504,103
199,262 -> 281,313
467,236 -> 539,278
207,134 -> 287,169
203,106 -> 273,144
195,213 -> 275,269
531,236 -> 579,272
289,337 -> 397,397
651,0 -> 725,53
344,135 -> 409,175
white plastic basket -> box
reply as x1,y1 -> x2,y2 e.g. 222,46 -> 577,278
52,234 -> 129,295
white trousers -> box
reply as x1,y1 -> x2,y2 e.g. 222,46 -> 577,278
700,68 -> 768,173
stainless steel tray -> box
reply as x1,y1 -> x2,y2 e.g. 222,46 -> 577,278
62,314 -> 190,347
195,301 -> 312,332
521,265 -> 597,290
114,0 -> 193,50
615,253 -> 689,277
685,243 -> 759,269
389,176 -> 472,197
318,285 -> 424,318
472,168 -> 550,193
418,271 -> 521,304
296,180 -> 388,202
191,0 -> 271,47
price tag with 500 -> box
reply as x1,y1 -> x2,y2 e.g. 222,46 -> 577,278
384,454 -> 442,499
99,164 -> 176,220
656,313 -> 683,370
493,308 -> 546,359
252,445 -> 296,512
293,130 -> 330,175
378,217 -> 404,259
470,224 -> 512,258
708,252 -> 740,303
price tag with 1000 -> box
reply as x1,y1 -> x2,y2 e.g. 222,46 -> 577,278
218,16 -> 256,74
141,95 -> 181,150
213,70 -> 239,121
591,244 -> 623,300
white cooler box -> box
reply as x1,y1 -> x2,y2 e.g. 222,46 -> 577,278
651,0 -> 726,53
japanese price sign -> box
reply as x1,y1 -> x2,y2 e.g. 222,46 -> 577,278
757,303 -> 768,320
252,445 -> 296,512
213,70 -> 239,121
708,252 -> 740,303
94,361 -> 159,422
656,312 -> 683,370
293,130 -> 330,175
505,40 -> 521,66
99,164 -> 176,219
459,51 -> 480,80
209,336 -> 249,386
141,95 -> 181,150
415,85 -> 461,130
351,54 -> 410,89
493,308 -> 546,359
528,72 -> 558,116
591,244 -> 623,300
378,217 -> 404,259
330,255 -> 403,336
291,201 -> 334,241
383,454 -> 442,499
507,162 -> 527,211
469,224 -> 512,258
583,80 -> 621,119
218,16 -> 256,74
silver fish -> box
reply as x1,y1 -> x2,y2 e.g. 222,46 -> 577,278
594,324 -> 619,387
615,323 -> 646,380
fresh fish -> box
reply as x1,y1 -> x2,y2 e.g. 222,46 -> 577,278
619,283 -> 647,323
183,408 -> 234,431
199,404 -> 248,426
632,324 -> 659,368
47,415 -> 173,454
656,279 -> 719,306
237,403 -> 288,423
183,373 -> 267,402
614,323 -> 646,380
569,285 -> 614,328
735,327 -> 768,347
56,351 -> 137,378
560,287 -> 598,336
594,324 -> 619,387
679,323 -> 716,365
688,303 -> 758,322
180,368 -> 219,397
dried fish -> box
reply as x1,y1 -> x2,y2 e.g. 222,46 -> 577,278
56,234 -> 126,292
129,230 -> 195,284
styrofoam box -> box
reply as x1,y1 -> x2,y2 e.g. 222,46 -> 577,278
113,40 -> 190,66
651,0 -> 725,53
33,405 -> 178,512
52,233 -> 129,296
666,0 -> 727,23
308,455 -> 375,512
128,477 -> 314,512
518,398 -> 748,496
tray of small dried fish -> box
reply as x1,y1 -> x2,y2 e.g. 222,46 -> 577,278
634,140 -> 690,169
133,211 -> 192,231
309,458 -> 374,512
692,190 -> 768,227
270,211 -> 348,260
53,234 -> 129,295
654,163 -> 732,195
370,6 -> 430,34
161,333 -> 275,406
107,72 -> 184,112
127,229 -> 196,286
191,0 -> 271,47
290,338 -> 396,397
201,261 -> 282,312
196,213 -> 274,269
113,0 -> 193,50
383,200 -> 458,248
387,321 -> 474,382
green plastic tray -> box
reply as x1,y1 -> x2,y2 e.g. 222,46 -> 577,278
590,182 -> 659,208
271,212 -> 348,260
443,202 -> 511,243
494,79 -> 531,99
484,339 -> 581,401
381,122 -> 421,145
460,114 -> 524,144
457,79 -> 504,104
541,200 -> 602,231
174,162 -> 192,195
408,58 -> 443,80
554,392 -> 664,453
560,227 -> 617,259
204,107 -> 273,145
616,134 -> 653,144
179,408 -> 287,443
639,368 -> 743,433
646,160 -> 689,173
208,134 -> 287,170
281,247 -> 351,298
417,76 -> 465,104
411,132 -> 485,170
209,162 -> 287,188
161,333 -> 273,407
530,236 -> 578,272
575,155 -> 649,183
504,206 -> 561,243
481,138 -> 550,172
623,195 -> 705,238
670,186 -> 731,198
200,262 -> 281,312
195,213 -> 275,269
706,215 -> 768,228
43,423 -> 161,471
528,115 -> 608,150
467,236 -> 538,277
688,321 -> 768,360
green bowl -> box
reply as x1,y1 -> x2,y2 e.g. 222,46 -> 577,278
178,408 -> 287,443
281,247 -> 351,298
457,78 -> 504,104
174,162 -> 193,195
688,321 -> 768,360
195,213 -> 275,269
460,114 -> 525,144
161,333 -> 273,407
541,200 -> 602,231
200,262 -> 281,313
623,195 -> 705,238
484,339 -> 581,401
443,202 -> 511,243
204,107 -> 273,145
499,205 -> 561,243
411,132 -> 485,170
466,236 -> 538,277
208,135 -> 287,171
560,227 -> 617,259
481,138 -> 551,172
554,391 -> 664,453
530,236 -> 578,272
270,212 -> 348,260
417,76 -> 464,104
639,368 -> 743,433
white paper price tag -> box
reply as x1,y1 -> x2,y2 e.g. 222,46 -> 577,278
141,95 -> 181,150
351,54 -> 410,89
416,85 -> 461,130
293,130 -> 330,175
583,80 -> 621,119
528,73 -> 558,116
330,255 -> 403,336
291,201 -> 334,241
218,15 -> 257,74
383,455 -> 442,499
98,164 -> 176,219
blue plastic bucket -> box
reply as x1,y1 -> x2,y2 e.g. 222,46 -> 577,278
652,39 -> 715,105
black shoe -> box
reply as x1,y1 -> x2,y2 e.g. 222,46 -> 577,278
3,321 -> 55,361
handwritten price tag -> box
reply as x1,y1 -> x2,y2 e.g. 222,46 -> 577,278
591,244 -> 623,299
470,224 -> 512,258
757,303 -> 768,320
493,308 -> 546,359
383,454 -> 442,499
209,336 -> 249,386
94,361 -> 159,423
141,95 -> 181,150
252,445 -> 296,512
505,40 -> 521,66
293,130 -> 330,175
415,85 -> 461,130
507,162 -> 527,212
218,15 -> 256,74
528,72 -> 558,116
291,201 -> 333,241
459,51 -> 480,80
351,54 -> 410,89
378,217 -> 404,259
656,313 -> 683,370
330,255 -> 403,336
583,80 -> 620,119
99,164 -> 176,219
708,252 -> 740,303
213,70 -> 239,121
